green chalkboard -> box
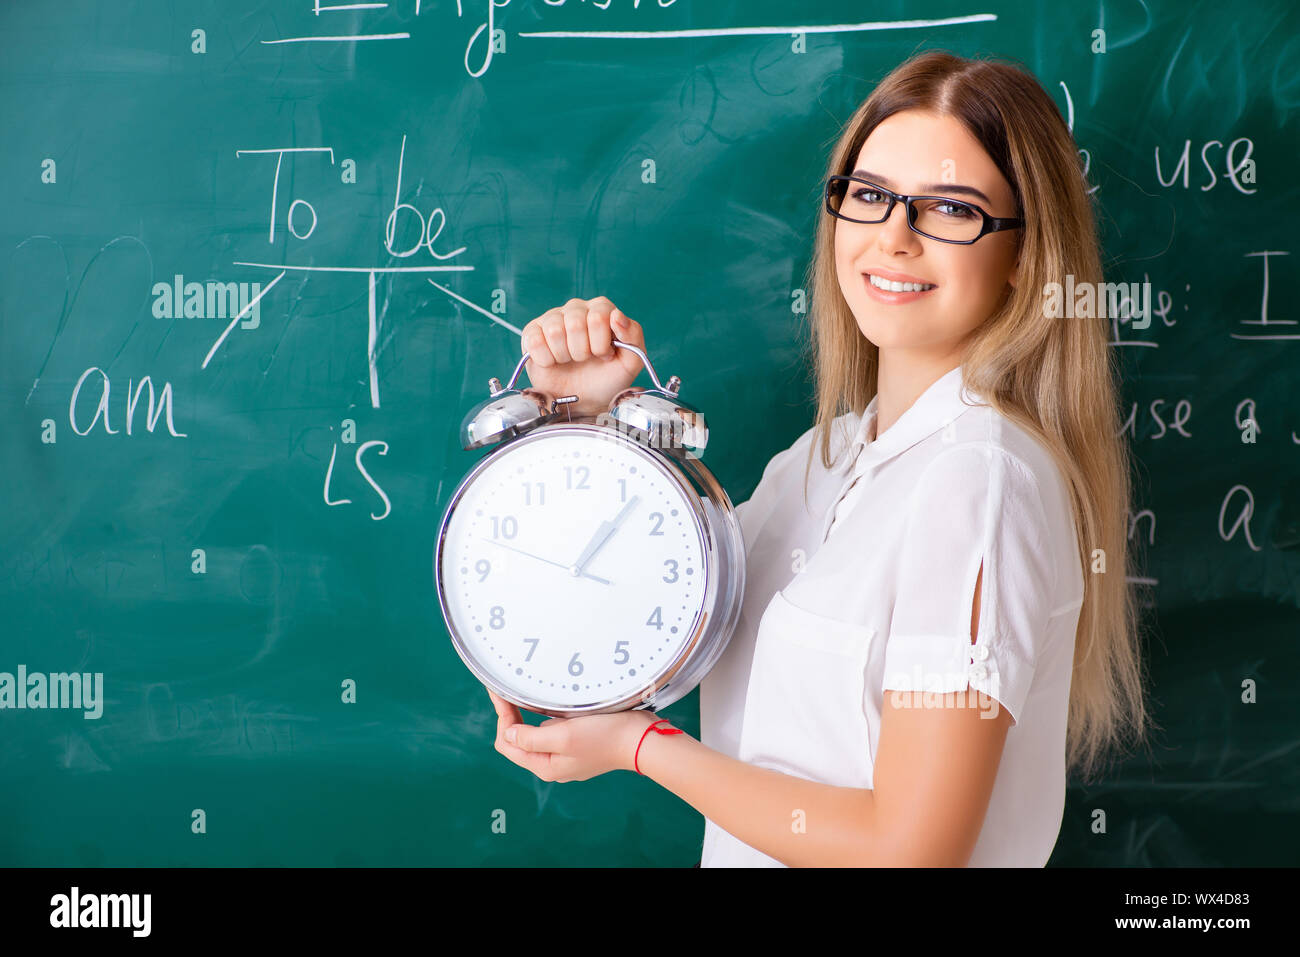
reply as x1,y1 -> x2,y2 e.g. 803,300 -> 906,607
2,0 -> 1297,867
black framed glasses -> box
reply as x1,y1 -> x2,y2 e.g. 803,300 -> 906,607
825,175 -> 1024,244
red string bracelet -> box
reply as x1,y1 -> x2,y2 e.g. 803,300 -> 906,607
635,718 -> 683,775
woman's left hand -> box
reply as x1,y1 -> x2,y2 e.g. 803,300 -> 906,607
488,688 -> 660,782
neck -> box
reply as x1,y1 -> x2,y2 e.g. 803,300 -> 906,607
874,351 -> 962,437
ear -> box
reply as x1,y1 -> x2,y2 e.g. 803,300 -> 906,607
1007,255 -> 1019,290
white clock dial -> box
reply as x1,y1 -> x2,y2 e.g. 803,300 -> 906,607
439,430 -> 709,710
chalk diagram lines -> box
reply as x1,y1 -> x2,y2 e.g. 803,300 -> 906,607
209,136 -> 488,409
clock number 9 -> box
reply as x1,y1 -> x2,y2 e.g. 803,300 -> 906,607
475,559 -> 490,582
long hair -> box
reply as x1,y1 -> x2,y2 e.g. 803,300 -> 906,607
800,50 -> 1152,783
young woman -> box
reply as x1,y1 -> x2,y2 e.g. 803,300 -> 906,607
487,49 -> 1151,867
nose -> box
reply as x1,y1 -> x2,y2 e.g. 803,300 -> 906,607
877,199 -> 921,254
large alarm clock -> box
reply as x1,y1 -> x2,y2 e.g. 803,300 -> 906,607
434,339 -> 745,718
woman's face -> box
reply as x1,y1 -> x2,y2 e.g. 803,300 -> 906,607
833,109 -> 1022,356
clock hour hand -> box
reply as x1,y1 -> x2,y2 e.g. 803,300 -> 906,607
479,537 -> 611,585
570,495 -> 640,578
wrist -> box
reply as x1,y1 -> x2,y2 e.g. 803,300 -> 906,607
623,710 -> 660,773
628,712 -> 688,776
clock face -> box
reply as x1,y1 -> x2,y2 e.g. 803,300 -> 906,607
437,428 -> 710,710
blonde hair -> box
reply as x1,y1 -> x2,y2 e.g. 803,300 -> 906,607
799,50 -> 1153,783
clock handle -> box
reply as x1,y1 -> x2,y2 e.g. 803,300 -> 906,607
502,339 -> 680,398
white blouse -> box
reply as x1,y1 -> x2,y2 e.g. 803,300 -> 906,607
698,364 -> 1085,867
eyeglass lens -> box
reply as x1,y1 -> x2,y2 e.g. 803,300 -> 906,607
828,178 -> 984,242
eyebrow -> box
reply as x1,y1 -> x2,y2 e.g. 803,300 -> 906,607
852,169 -> 993,206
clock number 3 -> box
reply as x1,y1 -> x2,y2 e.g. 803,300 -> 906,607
662,559 -> 679,583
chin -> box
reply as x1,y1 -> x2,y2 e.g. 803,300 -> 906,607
853,323 -> 906,349
852,309 -> 929,343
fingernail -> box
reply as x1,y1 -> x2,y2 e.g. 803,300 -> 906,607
505,726 -> 518,744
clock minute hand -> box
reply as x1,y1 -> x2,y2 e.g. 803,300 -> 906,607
570,495 -> 641,577
480,537 -> 611,585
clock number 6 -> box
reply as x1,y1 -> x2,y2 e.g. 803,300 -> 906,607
568,652 -> 584,676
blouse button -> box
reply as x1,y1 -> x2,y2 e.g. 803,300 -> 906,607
969,663 -> 988,681
975,645 -> 989,661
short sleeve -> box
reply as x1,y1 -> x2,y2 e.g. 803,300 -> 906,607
730,414 -> 852,549
882,445 -> 1056,726
732,469 -> 774,561
733,498 -> 751,552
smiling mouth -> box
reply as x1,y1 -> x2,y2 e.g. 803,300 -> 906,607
865,272 -> 937,293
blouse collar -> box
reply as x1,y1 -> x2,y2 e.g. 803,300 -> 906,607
837,365 -> 986,477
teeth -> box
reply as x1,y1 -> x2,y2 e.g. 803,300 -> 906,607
868,273 -> 935,293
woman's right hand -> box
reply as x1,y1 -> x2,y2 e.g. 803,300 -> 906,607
520,297 -> 648,417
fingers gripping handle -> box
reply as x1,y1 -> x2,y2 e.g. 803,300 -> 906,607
499,338 -> 675,397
